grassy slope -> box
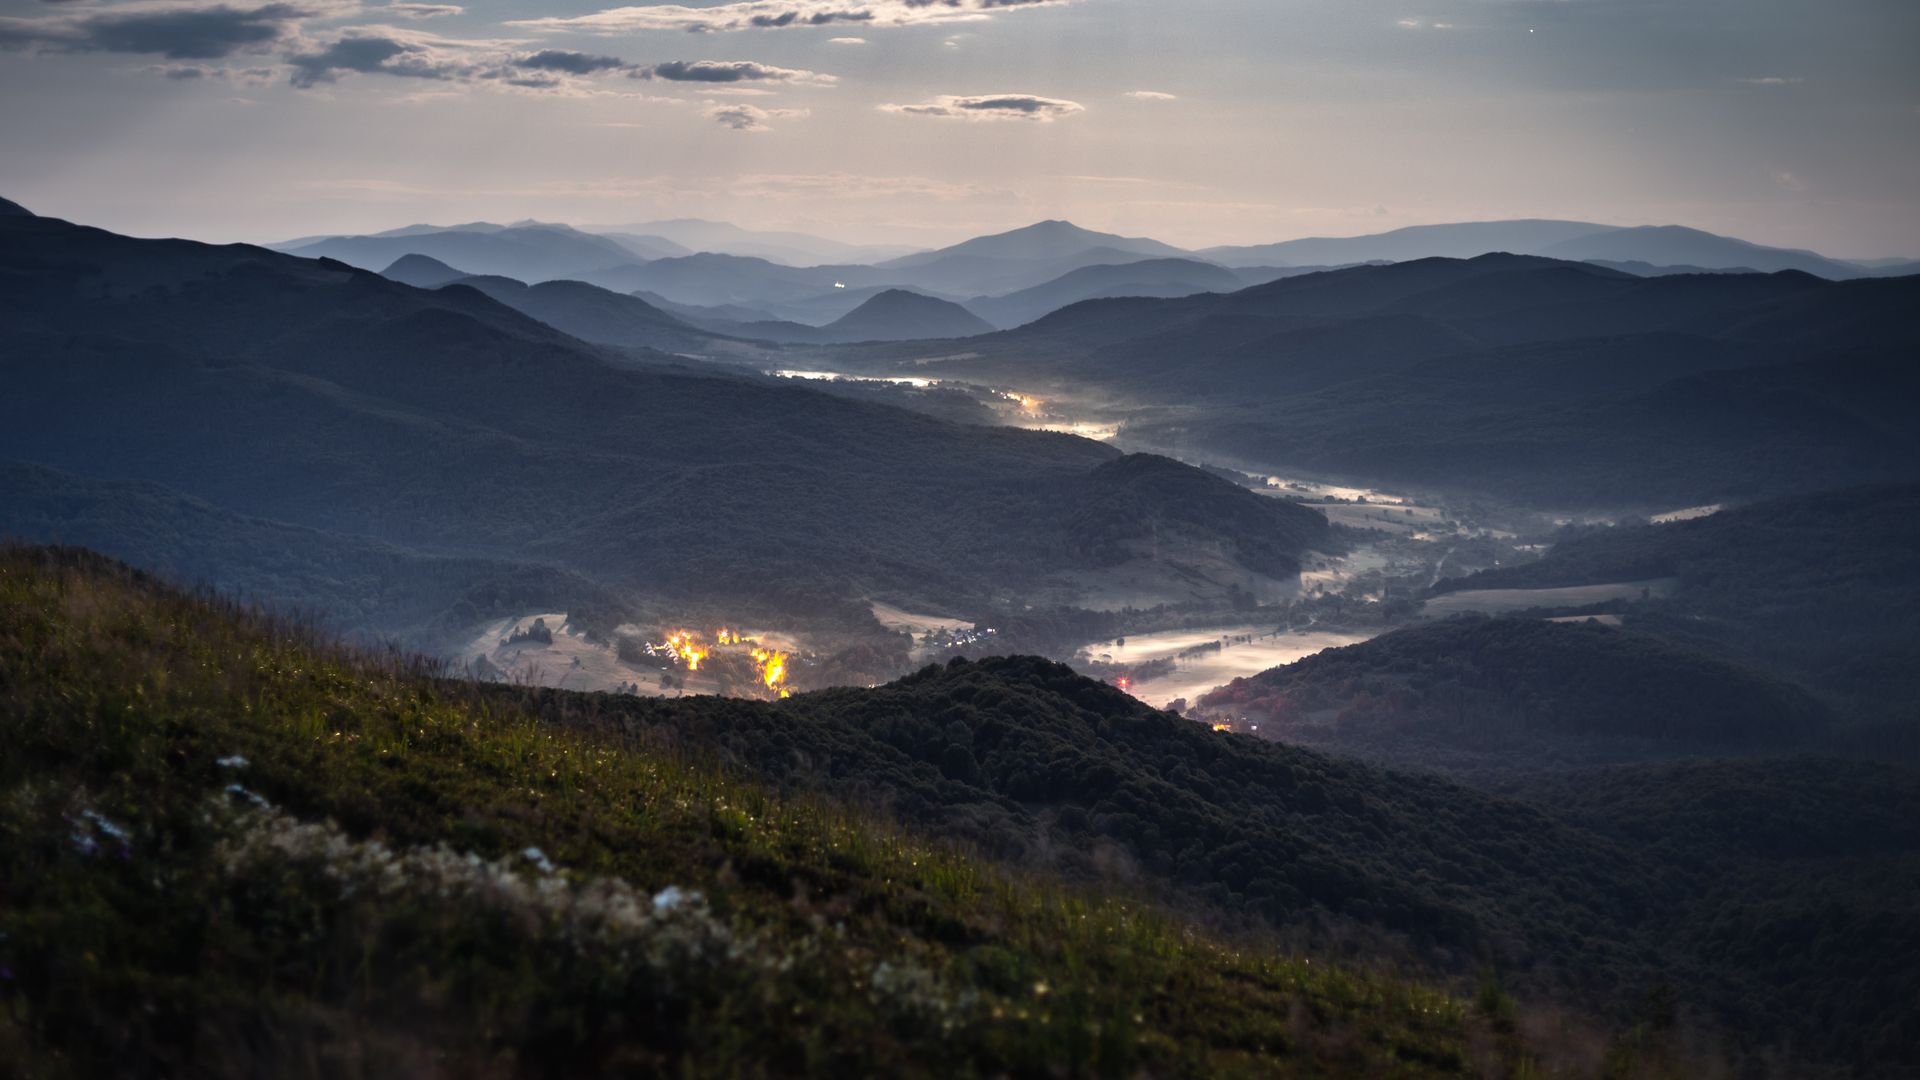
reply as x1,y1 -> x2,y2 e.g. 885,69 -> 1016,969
0,547 -> 1539,1078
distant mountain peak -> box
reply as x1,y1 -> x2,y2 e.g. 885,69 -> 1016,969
380,253 -> 471,289
821,287 -> 993,342
0,196 -> 33,217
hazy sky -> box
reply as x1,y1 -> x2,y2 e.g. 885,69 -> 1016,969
3,0 -> 1917,255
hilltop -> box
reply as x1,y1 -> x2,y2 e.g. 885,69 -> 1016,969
0,546 -> 1539,1076
1437,486 -> 1920,733
818,288 -> 994,342
1195,616 -> 1830,776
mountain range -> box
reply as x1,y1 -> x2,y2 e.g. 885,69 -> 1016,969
269,216 -> 1916,343
839,253 -> 1920,506
0,202 -> 1327,642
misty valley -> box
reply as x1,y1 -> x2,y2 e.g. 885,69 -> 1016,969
4,94 -> 1920,1075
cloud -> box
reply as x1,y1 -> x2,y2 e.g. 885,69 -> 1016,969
705,102 -> 807,131
880,93 -> 1083,122
0,1 -> 347,60
1393,18 -> 1453,30
827,35 -> 866,44
635,59 -> 834,84
285,25 -> 519,87
1737,76 -> 1804,87
1770,169 -> 1808,193
384,3 -> 463,18
506,0 -> 1071,36
142,60 -> 276,80
514,49 -> 631,74
1124,89 -> 1175,101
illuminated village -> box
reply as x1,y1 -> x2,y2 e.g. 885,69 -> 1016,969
638,627 -> 794,699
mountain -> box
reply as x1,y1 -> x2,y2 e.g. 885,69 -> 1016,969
278,223 -> 650,281
0,195 -> 31,217
571,252 -> 891,308
968,258 -> 1245,329
2,546 -> 1534,1078
0,208 -> 1328,638
586,217 -> 921,266
882,220 -> 1187,270
1200,219 -> 1617,267
568,648 -> 1920,1075
0,459 -> 619,639
379,252 -> 470,288
437,273 -> 738,354
1436,486 -> 1920,731
852,254 -> 1920,506
1195,615 -> 1830,776
1537,224 -> 1864,278
815,288 -> 993,342
630,291 -> 777,325
1199,219 -> 1871,280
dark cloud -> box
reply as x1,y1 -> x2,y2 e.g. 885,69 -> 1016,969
514,49 -> 631,75
709,103 -> 768,129
506,0 -> 1070,35
287,34 -> 454,87
704,103 -> 806,130
635,59 -> 830,84
384,3 -> 463,18
881,92 -> 1083,121
0,3 -> 316,60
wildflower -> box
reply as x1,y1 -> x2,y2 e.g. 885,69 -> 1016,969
224,783 -> 268,808
652,885 -> 696,914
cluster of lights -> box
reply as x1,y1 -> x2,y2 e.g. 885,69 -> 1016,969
651,628 -> 791,698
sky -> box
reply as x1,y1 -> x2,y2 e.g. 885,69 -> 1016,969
2,0 -> 1918,256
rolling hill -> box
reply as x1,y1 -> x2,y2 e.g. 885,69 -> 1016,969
1,545 -> 1538,1077
279,222 -> 663,281
846,254 -> 1920,506
436,273 -> 739,354
1198,219 -> 1878,279
380,252 -> 470,288
0,205 -> 1330,639
968,258 -> 1246,329
816,288 -> 994,342
1435,486 -> 1920,730
585,217 -> 920,265
881,219 -> 1187,268
1195,616 -> 1831,775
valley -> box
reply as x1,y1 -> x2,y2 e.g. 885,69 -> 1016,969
3,197 -> 1916,1077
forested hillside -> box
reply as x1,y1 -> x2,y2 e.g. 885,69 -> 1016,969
0,546 -> 1535,1077
1438,487 -> 1920,732
0,210 -> 1328,639
835,256 -> 1920,506
1194,616 -> 1831,774
528,649 -> 1920,1074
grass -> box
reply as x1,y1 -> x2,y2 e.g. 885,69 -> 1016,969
0,546 -> 1537,1077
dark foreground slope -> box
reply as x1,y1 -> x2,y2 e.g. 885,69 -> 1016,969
0,208 -> 1327,638
1437,487 -> 1920,730
1194,617 -> 1832,776
535,653 -> 1920,1074
0,546 -> 1539,1078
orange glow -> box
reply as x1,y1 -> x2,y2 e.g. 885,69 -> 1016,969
661,630 -> 709,671
1211,723 -> 1232,732
751,647 -> 790,692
